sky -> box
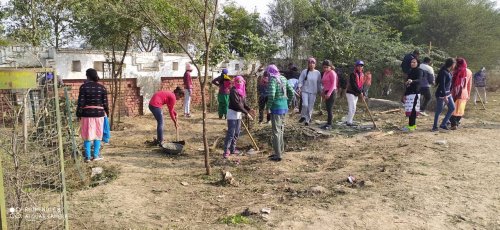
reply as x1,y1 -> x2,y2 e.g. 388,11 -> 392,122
229,0 -> 270,16
231,0 -> 500,17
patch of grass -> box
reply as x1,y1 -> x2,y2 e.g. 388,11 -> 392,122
219,214 -> 251,225
198,173 -> 219,182
90,165 -> 119,187
288,177 -> 302,184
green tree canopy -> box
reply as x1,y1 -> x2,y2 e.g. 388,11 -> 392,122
417,0 -> 500,70
362,0 -> 421,41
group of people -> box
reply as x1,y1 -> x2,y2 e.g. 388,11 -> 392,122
400,49 -> 488,131
218,58 -> 374,161
75,51 -> 488,163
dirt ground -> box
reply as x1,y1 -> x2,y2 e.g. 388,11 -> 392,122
69,92 -> 500,230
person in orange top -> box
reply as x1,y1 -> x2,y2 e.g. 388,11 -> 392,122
363,71 -> 372,98
450,58 -> 472,130
149,87 -> 184,145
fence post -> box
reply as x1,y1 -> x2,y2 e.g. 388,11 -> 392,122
64,87 -> 85,182
53,75 -> 70,230
0,153 -> 8,230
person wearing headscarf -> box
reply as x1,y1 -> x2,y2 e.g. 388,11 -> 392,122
363,71 -> 372,98
402,58 -> 423,132
321,60 -> 338,130
223,76 -> 255,158
432,58 -> 456,131
183,63 -> 193,117
149,87 -> 184,145
212,69 -> 232,119
473,67 -> 487,104
77,68 -> 110,162
450,58 -> 473,130
257,71 -> 271,124
266,65 -> 294,162
298,57 -> 322,126
287,65 -> 301,112
345,60 -> 365,126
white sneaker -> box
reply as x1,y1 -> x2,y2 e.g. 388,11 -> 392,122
93,157 -> 104,161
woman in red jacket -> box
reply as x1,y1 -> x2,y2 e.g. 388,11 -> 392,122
450,58 -> 472,130
149,87 -> 184,145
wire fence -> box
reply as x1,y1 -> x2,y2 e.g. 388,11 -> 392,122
0,70 -> 84,230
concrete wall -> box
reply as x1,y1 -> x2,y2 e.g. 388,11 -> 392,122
53,50 -> 200,80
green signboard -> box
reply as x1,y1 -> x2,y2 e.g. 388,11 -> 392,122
0,70 -> 37,89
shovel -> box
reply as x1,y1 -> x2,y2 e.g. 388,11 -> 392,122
173,119 -> 185,145
161,118 -> 185,154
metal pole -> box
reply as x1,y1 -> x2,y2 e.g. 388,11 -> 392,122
53,73 -> 69,230
0,152 -> 8,230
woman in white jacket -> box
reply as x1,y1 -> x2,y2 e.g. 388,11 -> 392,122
297,57 -> 322,126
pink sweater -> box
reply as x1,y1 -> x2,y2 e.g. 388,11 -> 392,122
322,70 -> 338,98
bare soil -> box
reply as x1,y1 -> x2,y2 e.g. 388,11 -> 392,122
69,92 -> 500,230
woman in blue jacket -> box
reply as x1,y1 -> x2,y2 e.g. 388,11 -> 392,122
432,58 -> 456,131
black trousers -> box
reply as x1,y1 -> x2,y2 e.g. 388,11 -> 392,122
450,115 -> 462,127
409,94 -> 419,126
420,87 -> 432,112
258,96 -> 270,122
325,92 -> 336,125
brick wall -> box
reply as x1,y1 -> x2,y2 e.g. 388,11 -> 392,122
160,77 -> 209,106
1,76 -> 213,119
63,78 -> 143,116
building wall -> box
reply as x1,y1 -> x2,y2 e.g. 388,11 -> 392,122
62,78 -> 144,116
159,77 -> 209,107
53,50 -> 200,80
1,46 -> 257,80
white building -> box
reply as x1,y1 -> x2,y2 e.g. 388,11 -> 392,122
0,46 -> 258,79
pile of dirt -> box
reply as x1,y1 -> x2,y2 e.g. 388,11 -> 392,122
253,123 -> 330,151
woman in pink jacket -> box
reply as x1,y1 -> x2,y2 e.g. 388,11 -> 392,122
321,60 -> 338,130
450,58 -> 472,130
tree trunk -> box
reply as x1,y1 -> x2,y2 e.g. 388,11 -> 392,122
110,33 -> 131,130
202,46 -> 211,175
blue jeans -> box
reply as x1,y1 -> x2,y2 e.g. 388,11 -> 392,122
433,95 -> 455,128
149,104 -> 164,142
223,119 -> 241,154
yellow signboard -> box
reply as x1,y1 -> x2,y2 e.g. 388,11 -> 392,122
0,70 -> 37,89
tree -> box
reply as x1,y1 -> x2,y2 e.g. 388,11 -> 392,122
4,0 -> 51,46
362,0 -> 421,41
268,0 -> 315,61
4,0 -> 75,48
140,0 -> 219,175
217,4 -> 265,57
417,0 -> 500,69
72,0 -> 143,129
0,4 -> 8,45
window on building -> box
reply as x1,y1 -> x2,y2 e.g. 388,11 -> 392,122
235,63 -> 240,71
93,61 -> 104,71
172,62 -> 179,71
72,60 -> 81,72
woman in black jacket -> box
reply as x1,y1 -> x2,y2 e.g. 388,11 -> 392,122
222,76 -> 255,158
77,68 -> 109,162
402,58 -> 423,132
